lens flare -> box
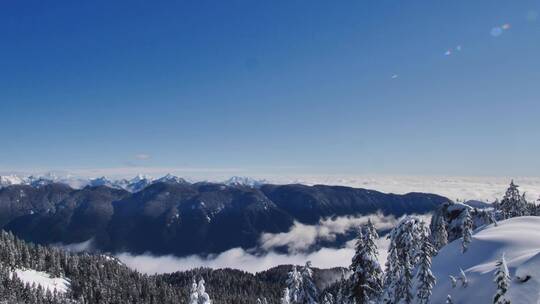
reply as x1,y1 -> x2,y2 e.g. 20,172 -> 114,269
490,27 -> 503,37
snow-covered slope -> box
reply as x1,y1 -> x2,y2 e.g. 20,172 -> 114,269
12,268 -> 70,294
431,216 -> 540,304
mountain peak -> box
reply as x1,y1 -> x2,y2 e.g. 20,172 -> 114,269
154,174 -> 188,185
224,176 -> 267,188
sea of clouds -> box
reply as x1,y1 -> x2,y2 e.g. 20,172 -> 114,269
260,175 -> 540,202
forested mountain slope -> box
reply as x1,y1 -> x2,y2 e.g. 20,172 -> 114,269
0,230 -> 339,304
0,182 -> 448,256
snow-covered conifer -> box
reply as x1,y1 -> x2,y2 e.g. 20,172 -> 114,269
382,217 -> 429,304
349,219 -> 383,303
190,278 -> 199,304
446,294 -> 454,304
300,261 -> 318,304
189,278 -> 211,304
335,270 -> 348,304
449,275 -> 457,288
461,208 -> 473,253
415,235 -> 436,304
499,180 -> 528,218
321,293 -> 334,304
281,288 -> 291,304
432,215 -> 448,251
459,268 -> 468,288
286,266 -> 302,303
493,254 -> 511,304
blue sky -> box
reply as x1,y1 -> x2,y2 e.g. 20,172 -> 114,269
1,0 -> 539,177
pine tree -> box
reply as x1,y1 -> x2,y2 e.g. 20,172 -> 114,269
382,217 -> 429,304
493,254 -> 511,304
449,275 -> 457,288
335,270 -> 348,304
461,208 -> 473,253
459,268 -> 468,288
349,219 -> 383,303
415,235 -> 436,304
189,278 -> 199,304
322,293 -> 334,304
286,267 -> 302,303
446,294 -> 453,304
300,261 -> 318,304
281,288 -> 291,304
499,180 -> 528,219
432,215 -> 448,251
188,278 -> 211,304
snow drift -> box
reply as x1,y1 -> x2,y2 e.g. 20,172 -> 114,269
431,216 -> 540,304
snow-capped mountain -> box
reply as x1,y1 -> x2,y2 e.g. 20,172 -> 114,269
0,174 -> 188,193
430,216 -> 540,303
0,174 -> 269,192
86,175 -> 156,192
0,175 -> 25,187
124,174 -> 154,192
224,176 -> 267,188
153,173 -> 188,185
87,176 -> 120,189
27,175 -> 57,187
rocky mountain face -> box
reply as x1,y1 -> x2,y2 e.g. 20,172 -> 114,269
0,182 -> 450,256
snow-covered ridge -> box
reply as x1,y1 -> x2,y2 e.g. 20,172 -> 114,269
431,216 -> 540,304
0,174 -> 265,192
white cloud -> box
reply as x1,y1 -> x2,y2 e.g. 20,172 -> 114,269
117,247 -> 345,274
116,237 -> 392,275
260,213 -> 397,253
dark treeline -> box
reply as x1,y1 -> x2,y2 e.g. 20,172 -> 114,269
0,230 -> 342,303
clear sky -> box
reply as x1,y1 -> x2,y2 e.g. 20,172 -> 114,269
1,0 -> 539,178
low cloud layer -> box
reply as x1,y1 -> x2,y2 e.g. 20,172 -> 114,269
117,239 -> 389,274
115,213 -> 427,274
261,175 -> 540,202
260,213 -> 397,253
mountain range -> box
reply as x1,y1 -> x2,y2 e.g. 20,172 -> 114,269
0,177 -> 450,256
0,174 -> 266,192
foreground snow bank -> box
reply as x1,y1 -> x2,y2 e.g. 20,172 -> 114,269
12,268 -> 70,294
431,216 -> 540,304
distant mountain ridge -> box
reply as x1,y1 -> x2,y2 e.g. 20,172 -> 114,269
0,174 -> 264,192
0,180 -> 450,257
